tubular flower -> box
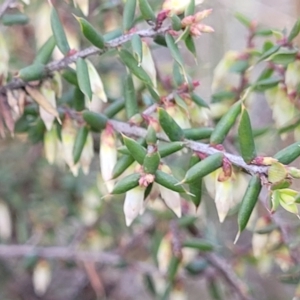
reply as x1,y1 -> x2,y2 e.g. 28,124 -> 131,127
159,164 -> 182,217
61,117 -> 80,176
80,132 -> 94,175
40,81 -> 57,131
0,200 -> 12,240
33,260 -> 51,297
100,127 -> 117,193
44,125 -> 59,165
123,186 -> 145,226
159,185 -> 182,217
204,168 -> 236,223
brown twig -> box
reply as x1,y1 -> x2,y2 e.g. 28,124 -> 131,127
0,244 -> 158,274
0,26 -> 171,94
108,119 -> 268,176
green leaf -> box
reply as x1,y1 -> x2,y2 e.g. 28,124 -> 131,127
34,36 -> 56,64
103,99 -> 125,118
191,92 -> 209,108
112,155 -> 135,179
274,142 -> 300,165
171,14 -> 182,31
172,62 -> 184,86
138,0 -> 156,22
143,151 -> 160,174
210,101 -> 242,145
111,173 -> 141,194
211,90 -> 236,103
258,44 -> 280,63
185,0 -> 195,16
154,170 -> 186,194
229,60 -> 249,73
123,135 -> 147,165
188,154 -> 202,208
103,29 -> 123,42
183,127 -> 213,140
288,17 -> 300,42
235,12 -> 252,28
123,0 -> 137,32
76,17 -> 105,49
268,48 -> 298,65
73,86 -> 85,111
237,175 -> 262,234
252,77 -> 282,92
82,111 -> 108,131
181,153 -> 224,184
73,126 -> 89,164
119,49 -> 152,86
185,34 -> 197,58
124,74 -> 138,119
238,106 -> 256,163
165,33 -> 185,74
131,34 -> 143,64
62,67 -> 78,86
158,108 -> 185,141
182,239 -> 213,251
1,13 -> 29,26
158,142 -> 184,157
18,63 -> 46,82
50,7 -> 70,55
76,58 -> 92,100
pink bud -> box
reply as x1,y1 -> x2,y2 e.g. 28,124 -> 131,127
194,9 -> 213,22
181,16 -> 195,27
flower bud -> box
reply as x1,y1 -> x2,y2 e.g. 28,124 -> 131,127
80,132 -> 94,175
100,127 -> 117,193
157,233 -> 172,273
265,85 -> 295,139
123,186 -> 145,226
252,217 -> 271,258
194,9 -> 213,22
80,188 -> 101,226
40,80 -> 56,131
211,51 -> 240,92
33,260 -> 51,296
86,59 -> 107,113
133,41 -> 157,90
0,31 -> 9,78
61,117 -> 80,176
170,283 -> 188,300
215,173 -> 234,223
44,125 -> 59,165
181,15 -> 195,27
0,200 -> 11,240
159,185 -> 182,217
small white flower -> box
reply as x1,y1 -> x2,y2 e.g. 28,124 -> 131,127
80,132 -> 94,175
0,200 -> 11,240
123,186 -> 145,226
159,185 -> 182,217
44,125 -> 58,165
99,129 -> 117,193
